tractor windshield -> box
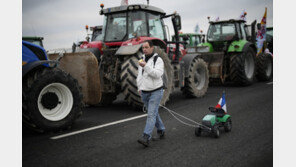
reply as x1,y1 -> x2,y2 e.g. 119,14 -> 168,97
104,13 -> 127,42
207,23 -> 236,42
103,10 -> 165,42
127,11 -> 148,38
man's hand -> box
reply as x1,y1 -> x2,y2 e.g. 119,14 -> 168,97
138,90 -> 141,95
139,59 -> 146,67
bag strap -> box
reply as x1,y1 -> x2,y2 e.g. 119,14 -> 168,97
153,55 -> 159,68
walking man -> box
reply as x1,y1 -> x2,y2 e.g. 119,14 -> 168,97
137,40 -> 165,147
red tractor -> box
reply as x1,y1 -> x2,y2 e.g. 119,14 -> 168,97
50,3 -> 209,108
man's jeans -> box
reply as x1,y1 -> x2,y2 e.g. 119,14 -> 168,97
141,88 -> 165,139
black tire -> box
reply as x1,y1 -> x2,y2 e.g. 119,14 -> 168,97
23,68 -> 83,132
183,57 -> 209,97
195,127 -> 202,136
256,52 -> 273,81
224,118 -> 232,132
229,48 -> 256,86
120,46 -> 173,108
212,125 -> 220,138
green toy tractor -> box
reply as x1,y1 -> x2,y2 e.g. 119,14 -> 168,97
195,107 -> 232,138
197,19 -> 260,85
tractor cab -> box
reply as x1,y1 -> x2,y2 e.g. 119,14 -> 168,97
100,4 -> 168,46
206,19 -> 253,52
22,36 -> 44,48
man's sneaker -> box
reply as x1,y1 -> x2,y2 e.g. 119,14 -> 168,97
152,130 -> 165,141
137,134 -> 150,147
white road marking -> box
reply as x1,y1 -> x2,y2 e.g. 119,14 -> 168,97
267,82 -> 273,84
50,114 -> 147,140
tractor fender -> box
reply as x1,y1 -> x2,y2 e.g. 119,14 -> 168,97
22,60 -> 57,78
180,53 -> 199,77
115,44 -> 142,56
242,42 -> 257,54
228,40 -> 248,52
228,40 -> 256,53
216,114 -> 231,123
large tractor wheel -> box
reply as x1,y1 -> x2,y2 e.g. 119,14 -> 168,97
120,46 -> 173,108
23,68 -> 83,132
182,57 -> 209,97
256,52 -> 273,81
229,48 -> 256,86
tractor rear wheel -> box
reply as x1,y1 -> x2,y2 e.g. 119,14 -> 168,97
23,68 -> 83,132
183,57 -> 209,97
229,48 -> 256,86
256,52 -> 273,81
195,127 -> 202,136
120,46 -> 173,108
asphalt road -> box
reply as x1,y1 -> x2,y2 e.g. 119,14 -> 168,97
23,81 -> 273,167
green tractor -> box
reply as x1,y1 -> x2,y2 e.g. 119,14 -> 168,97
197,19 -> 261,85
195,107 -> 232,138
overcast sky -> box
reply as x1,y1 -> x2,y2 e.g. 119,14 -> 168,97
22,0 -> 273,50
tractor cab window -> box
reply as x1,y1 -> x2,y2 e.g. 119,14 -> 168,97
92,29 -> 103,41
148,13 -> 165,40
128,11 -> 148,38
240,23 -> 247,40
104,13 -> 127,42
244,24 -> 251,39
180,36 -> 190,45
207,23 -> 236,42
192,35 -> 200,46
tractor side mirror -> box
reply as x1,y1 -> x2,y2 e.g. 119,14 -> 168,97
174,15 -> 182,31
257,23 -> 261,30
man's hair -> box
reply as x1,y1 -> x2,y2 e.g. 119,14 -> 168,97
143,40 -> 154,47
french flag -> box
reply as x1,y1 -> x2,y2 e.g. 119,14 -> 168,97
215,92 -> 227,113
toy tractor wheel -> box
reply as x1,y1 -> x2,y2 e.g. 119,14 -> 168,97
195,127 -> 202,136
256,52 -> 273,81
22,68 -> 83,132
230,47 -> 256,86
212,125 -> 220,138
224,118 -> 232,132
120,46 -> 173,108
183,57 -> 209,97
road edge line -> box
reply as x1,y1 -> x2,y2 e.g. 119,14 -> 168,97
50,114 -> 147,140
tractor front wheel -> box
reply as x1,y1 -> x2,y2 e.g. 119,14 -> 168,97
23,68 -> 83,132
212,125 -> 220,138
183,57 -> 209,97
